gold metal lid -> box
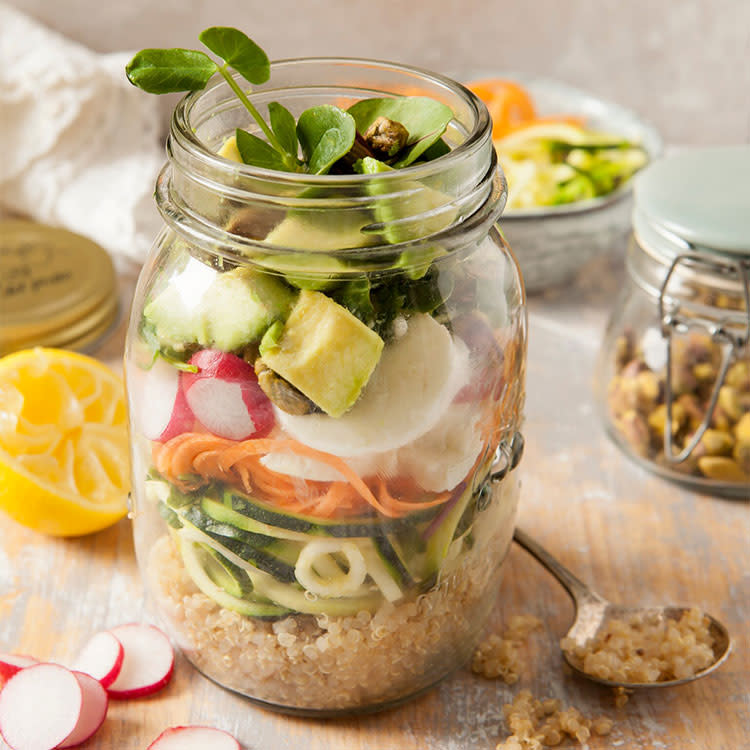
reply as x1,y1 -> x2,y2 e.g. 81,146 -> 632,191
0,220 -> 118,356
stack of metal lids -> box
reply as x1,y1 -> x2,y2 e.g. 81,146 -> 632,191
0,220 -> 118,356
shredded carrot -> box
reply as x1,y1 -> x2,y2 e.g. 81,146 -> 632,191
153,431 -> 454,520
376,479 -> 451,514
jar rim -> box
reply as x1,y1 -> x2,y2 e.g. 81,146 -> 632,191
158,56 -> 505,260
172,57 -> 493,188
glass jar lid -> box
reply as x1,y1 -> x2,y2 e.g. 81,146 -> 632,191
0,220 -> 118,356
633,146 -> 750,260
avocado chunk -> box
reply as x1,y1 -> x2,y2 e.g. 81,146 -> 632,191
218,134 -> 243,163
263,210 -> 374,252
355,157 -> 457,245
253,253 -> 350,291
144,266 -> 295,352
259,289 -> 384,418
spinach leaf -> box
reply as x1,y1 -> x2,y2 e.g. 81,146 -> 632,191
334,277 -> 375,326
125,48 -> 217,93
347,97 -> 453,167
198,26 -> 270,84
235,128 -> 292,171
268,102 -> 299,160
296,106 -> 356,174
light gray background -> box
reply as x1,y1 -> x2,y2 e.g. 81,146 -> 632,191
8,0 -> 750,146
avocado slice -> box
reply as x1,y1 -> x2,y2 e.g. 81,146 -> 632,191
253,253 -> 350,291
263,209 -> 374,252
355,157 -> 456,246
144,266 -> 295,353
259,289 -> 384,418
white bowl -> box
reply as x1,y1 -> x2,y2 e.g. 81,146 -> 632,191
463,74 -> 663,293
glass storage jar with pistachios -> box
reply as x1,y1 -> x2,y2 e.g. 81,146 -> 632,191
596,147 -> 750,497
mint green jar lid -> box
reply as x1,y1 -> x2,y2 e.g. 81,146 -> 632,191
633,146 -> 750,257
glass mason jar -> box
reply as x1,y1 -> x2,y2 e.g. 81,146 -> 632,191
124,59 -> 526,715
596,147 -> 750,498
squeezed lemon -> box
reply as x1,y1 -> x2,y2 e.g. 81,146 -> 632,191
0,348 -> 130,536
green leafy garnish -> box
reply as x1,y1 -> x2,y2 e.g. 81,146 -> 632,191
297,106 -> 357,174
235,128 -> 290,172
268,102 -> 300,160
125,49 -> 217,94
197,27 -> 270,84
125,27 -> 454,176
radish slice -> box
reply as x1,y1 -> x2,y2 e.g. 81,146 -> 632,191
0,654 -> 38,684
57,672 -> 108,748
106,624 -> 174,699
139,358 -> 195,442
147,726 -> 240,750
182,349 -> 273,440
0,663 -> 82,750
71,631 -> 124,688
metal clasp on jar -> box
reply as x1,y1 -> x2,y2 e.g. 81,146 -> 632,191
658,251 -> 750,464
489,431 -> 525,484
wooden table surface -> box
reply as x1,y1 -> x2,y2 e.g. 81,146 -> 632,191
0,252 -> 748,750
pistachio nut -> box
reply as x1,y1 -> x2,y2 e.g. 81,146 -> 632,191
726,360 -> 750,391
718,385 -> 743,422
617,410 -> 651,457
697,456 -> 750,482
696,429 -> 735,457
648,402 -> 686,438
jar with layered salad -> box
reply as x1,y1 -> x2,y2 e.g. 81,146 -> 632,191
124,59 -> 526,715
596,147 -> 750,498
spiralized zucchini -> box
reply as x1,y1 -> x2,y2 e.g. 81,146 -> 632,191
294,540 -> 367,597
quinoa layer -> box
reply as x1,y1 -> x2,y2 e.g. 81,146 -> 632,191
148,477 -> 519,712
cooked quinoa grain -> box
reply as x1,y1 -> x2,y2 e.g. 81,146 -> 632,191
472,614 -> 542,683
561,607 -> 715,684
497,690 -> 613,749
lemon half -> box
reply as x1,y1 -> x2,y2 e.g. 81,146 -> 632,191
0,348 -> 130,536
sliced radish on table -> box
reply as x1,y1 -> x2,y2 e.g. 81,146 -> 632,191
57,672 -> 108,748
71,630 -> 124,688
182,349 -> 274,440
0,654 -> 38,684
147,725 -> 241,750
139,357 -> 195,442
0,663 -> 82,750
106,624 -> 174,699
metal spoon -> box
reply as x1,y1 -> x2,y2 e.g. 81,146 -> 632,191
513,527 -> 732,688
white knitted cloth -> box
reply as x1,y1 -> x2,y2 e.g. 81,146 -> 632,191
0,3 -> 164,265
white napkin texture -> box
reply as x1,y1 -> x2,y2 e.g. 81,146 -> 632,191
0,3 -> 164,265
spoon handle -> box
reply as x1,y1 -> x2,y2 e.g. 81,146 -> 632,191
513,527 -> 607,607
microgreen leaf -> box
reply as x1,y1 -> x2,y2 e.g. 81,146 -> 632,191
268,102 -> 299,161
347,97 -> 453,167
198,26 -> 270,84
235,128 -> 293,171
125,48 -> 217,93
296,106 -> 356,174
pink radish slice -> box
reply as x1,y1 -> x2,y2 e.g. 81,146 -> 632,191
105,624 -> 174,699
71,631 -> 124,688
147,726 -> 241,750
182,349 -> 273,440
0,654 -> 38,683
140,358 -> 195,442
57,672 -> 108,748
0,663 -> 82,750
